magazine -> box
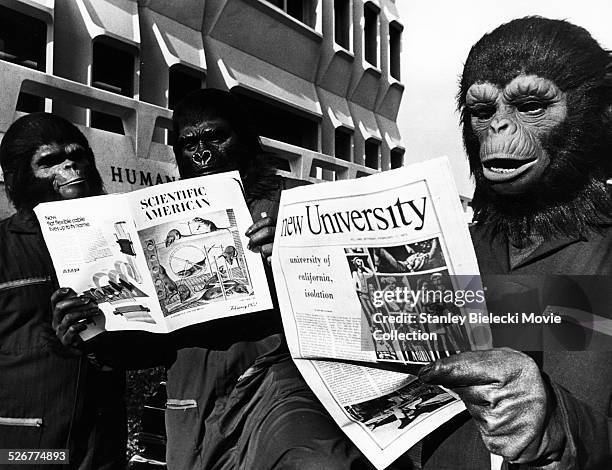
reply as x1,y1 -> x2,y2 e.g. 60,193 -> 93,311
271,157 -> 492,469
34,171 -> 273,340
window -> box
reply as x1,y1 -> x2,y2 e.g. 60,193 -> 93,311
363,3 -> 379,67
166,65 -> 205,145
0,5 -> 47,112
390,148 -> 404,169
169,65 -> 204,110
236,91 -> 320,153
91,39 -> 136,133
389,21 -> 402,80
334,128 -> 352,161
92,40 -> 134,97
333,0 -> 350,50
365,139 -> 380,170
0,6 -> 46,71
264,0 -> 316,28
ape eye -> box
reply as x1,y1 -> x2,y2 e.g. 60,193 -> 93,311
66,149 -> 88,162
208,130 -> 230,143
471,107 -> 495,120
38,154 -> 68,167
183,142 -> 198,152
517,101 -> 546,115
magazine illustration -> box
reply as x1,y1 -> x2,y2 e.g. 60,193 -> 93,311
140,209 -> 253,317
34,171 -> 272,339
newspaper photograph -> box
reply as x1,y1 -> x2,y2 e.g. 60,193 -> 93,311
272,157 -> 492,468
34,171 -> 273,340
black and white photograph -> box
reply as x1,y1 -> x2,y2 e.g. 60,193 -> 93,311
0,0 -> 610,469
344,381 -> 455,442
369,237 -> 446,274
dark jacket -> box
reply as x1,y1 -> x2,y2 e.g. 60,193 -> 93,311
407,224 -> 612,470
0,210 -> 126,469
162,177 -> 306,469
91,176 -> 324,470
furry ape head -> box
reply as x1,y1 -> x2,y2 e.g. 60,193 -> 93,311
172,89 -> 263,178
0,113 -> 103,210
458,17 -> 612,243
172,88 -> 278,200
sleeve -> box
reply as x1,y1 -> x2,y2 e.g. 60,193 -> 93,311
519,380 -> 611,470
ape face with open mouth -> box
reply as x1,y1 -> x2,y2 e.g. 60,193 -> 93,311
457,17 -> 612,244
466,75 -> 565,195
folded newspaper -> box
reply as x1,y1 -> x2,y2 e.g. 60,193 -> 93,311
272,157 -> 492,469
34,171 -> 273,340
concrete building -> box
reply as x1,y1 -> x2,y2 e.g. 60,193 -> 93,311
0,0 -> 405,218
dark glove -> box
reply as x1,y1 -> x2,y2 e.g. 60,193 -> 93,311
245,215 -> 276,265
51,287 -> 101,355
419,348 -> 565,464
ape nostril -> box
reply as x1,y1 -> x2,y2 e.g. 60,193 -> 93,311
191,150 -> 213,166
490,118 -> 515,134
491,120 -> 506,131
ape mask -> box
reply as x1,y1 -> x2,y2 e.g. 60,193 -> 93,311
172,89 -> 262,179
458,17 -> 612,244
0,113 -> 103,210
172,89 -> 278,200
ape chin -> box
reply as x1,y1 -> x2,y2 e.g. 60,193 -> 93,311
473,177 -> 611,246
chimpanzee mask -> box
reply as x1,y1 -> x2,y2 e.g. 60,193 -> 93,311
0,113 -> 103,210
458,17 -> 612,242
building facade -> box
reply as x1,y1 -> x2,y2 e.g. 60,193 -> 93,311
0,0 -> 405,218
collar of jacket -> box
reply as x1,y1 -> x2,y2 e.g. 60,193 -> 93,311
507,219 -> 612,271
7,209 -> 41,234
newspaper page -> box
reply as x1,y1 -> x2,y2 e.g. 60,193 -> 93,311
34,171 -> 273,340
272,157 -> 492,469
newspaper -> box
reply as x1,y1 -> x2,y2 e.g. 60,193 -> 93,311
34,171 -> 273,340
272,157 -> 492,469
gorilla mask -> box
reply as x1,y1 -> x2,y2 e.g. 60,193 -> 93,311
172,89 -> 262,180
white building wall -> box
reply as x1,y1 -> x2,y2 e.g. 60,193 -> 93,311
0,0 -> 405,218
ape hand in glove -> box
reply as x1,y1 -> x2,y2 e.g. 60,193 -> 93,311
52,287 -> 101,355
419,348 -> 565,464
245,214 -> 276,265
